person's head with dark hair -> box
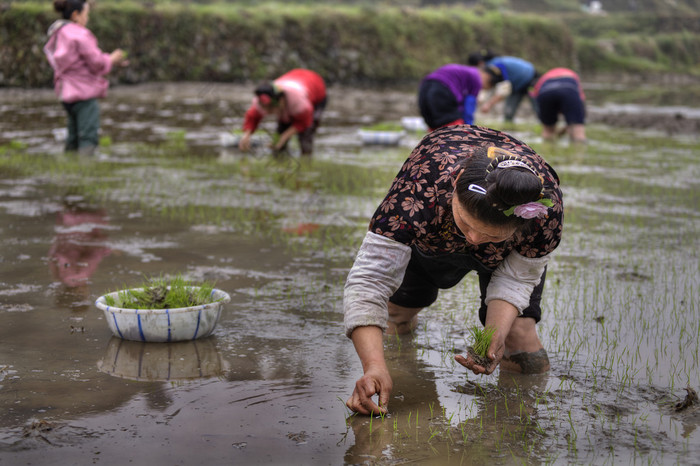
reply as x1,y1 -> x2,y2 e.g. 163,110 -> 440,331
452,146 -> 549,244
254,81 -> 283,110
53,0 -> 88,22
467,49 -> 498,66
467,52 -> 483,67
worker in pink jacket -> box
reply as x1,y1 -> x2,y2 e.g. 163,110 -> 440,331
44,0 -> 127,154
239,69 -> 327,156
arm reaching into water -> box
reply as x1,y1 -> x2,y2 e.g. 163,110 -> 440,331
238,130 -> 253,152
480,80 -> 512,114
346,326 -> 393,415
344,232 -> 411,414
274,125 -> 298,152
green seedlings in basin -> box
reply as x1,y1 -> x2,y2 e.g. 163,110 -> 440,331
103,274 -> 218,309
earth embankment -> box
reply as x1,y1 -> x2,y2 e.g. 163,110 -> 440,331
1,3 -> 699,88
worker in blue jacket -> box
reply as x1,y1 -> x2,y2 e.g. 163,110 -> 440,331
479,56 -> 539,123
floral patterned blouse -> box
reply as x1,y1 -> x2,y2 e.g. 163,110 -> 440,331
368,125 -> 563,271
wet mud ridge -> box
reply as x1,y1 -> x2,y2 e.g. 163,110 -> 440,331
589,108 -> 700,135
675,386 -> 699,412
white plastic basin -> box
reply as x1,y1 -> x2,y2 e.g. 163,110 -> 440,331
358,129 -> 405,146
95,288 -> 230,343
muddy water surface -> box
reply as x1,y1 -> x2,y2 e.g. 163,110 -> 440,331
0,82 -> 699,465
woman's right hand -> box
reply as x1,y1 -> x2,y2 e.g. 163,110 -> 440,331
346,364 -> 393,415
346,325 -> 393,415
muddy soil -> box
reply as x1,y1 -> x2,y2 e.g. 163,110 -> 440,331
2,80 -> 699,157
0,81 -> 698,465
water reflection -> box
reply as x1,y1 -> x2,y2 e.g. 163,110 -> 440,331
97,337 -> 230,382
343,335 -> 444,462
344,334 -> 554,463
0,83 -> 697,464
48,197 -> 112,311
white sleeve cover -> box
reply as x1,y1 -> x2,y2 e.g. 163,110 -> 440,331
485,251 -> 550,314
343,231 -> 412,338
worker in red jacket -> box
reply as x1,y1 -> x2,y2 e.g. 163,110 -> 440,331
239,69 -> 327,156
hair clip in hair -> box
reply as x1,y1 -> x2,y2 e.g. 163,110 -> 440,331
468,184 -> 487,195
496,159 -> 538,175
487,147 -> 515,160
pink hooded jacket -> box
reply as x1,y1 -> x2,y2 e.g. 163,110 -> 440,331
44,20 -> 113,103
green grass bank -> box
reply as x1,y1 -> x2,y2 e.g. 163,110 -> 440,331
1,2 -> 699,87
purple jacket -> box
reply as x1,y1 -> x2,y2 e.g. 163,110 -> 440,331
44,21 -> 113,103
423,64 -> 482,102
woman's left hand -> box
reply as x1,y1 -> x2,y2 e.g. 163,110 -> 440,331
455,333 -> 506,375
454,299 -> 517,375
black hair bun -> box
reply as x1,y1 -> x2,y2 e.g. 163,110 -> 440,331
53,0 -> 68,13
487,168 -> 542,208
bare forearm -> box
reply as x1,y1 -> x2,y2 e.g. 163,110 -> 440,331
486,299 -> 518,328
277,126 -> 297,149
489,95 -> 504,106
347,325 -> 393,414
484,299 -> 518,356
350,326 -> 387,371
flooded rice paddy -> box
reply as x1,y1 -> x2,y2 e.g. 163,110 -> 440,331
0,82 -> 699,465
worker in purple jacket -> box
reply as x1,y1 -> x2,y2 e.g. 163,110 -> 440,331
418,64 -> 502,131
44,0 -> 127,154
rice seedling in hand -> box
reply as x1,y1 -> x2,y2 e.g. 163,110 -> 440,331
466,325 -> 496,368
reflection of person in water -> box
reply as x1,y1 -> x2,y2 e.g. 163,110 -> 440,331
343,339 -> 552,464
48,200 -> 111,288
343,337 -> 443,461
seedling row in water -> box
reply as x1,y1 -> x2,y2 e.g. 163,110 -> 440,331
1,120 -> 698,464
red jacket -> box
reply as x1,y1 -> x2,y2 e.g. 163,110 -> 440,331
243,69 -> 326,133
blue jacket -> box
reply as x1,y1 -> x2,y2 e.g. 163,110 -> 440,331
487,56 -> 536,92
